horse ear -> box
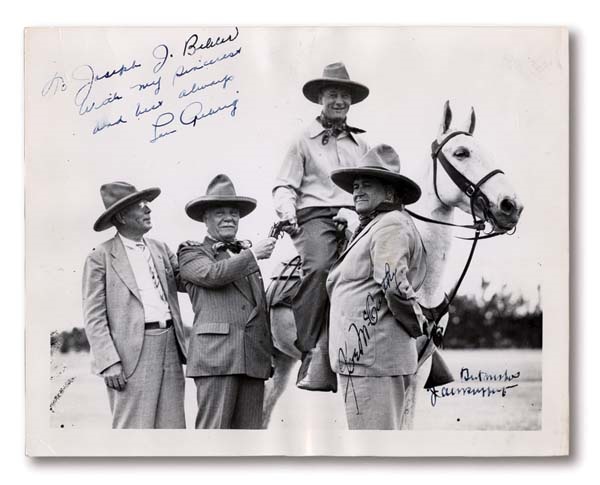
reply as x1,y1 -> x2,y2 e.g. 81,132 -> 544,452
468,107 -> 476,134
439,100 -> 452,136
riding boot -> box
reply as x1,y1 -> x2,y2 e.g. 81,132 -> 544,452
296,318 -> 337,392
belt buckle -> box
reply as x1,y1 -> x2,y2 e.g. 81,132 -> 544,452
158,320 -> 167,329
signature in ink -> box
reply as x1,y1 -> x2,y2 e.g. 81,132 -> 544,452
182,27 -> 240,56
150,112 -> 177,143
173,48 -> 241,83
179,98 -> 239,127
41,72 -> 67,96
178,74 -> 234,99
92,115 -> 127,135
427,383 -> 519,407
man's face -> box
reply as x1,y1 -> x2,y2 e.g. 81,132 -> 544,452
319,86 -> 352,121
117,200 -> 152,237
204,206 -> 240,242
353,176 -> 388,215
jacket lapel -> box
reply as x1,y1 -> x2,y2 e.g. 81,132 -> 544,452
338,213 -> 385,261
110,235 -> 142,303
209,241 -> 255,304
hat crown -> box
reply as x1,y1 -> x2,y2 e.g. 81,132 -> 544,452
100,181 -> 140,209
357,144 -> 401,175
205,174 -> 238,198
321,62 -> 351,81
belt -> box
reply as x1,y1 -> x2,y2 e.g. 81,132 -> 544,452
144,319 -> 173,330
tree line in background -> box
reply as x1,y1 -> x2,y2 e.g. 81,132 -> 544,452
50,279 -> 542,353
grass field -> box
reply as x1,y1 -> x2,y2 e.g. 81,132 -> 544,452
50,348 -> 541,430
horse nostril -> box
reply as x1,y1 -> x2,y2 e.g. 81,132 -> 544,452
500,198 -> 516,215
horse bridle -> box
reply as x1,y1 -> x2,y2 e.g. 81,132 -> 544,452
406,130 -> 513,349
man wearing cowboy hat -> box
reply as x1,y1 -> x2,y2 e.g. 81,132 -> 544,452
272,62 -> 370,389
178,174 -> 276,429
82,182 -> 188,429
326,144 -> 433,429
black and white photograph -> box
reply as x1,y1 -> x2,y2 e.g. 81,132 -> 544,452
25,25 -> 568,456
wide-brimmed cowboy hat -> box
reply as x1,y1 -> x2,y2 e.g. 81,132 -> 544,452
93,181 -> 161,232
303,62 -> 369,105
331,144 -> 422,205
185,174 -> 257,222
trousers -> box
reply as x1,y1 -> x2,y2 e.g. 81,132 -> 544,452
291,207 -> 340,352
193,375 -> 265,429
339,374 -> 412,430
106,327 -> 185,429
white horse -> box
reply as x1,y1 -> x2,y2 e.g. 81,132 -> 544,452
263,101 -> 524,429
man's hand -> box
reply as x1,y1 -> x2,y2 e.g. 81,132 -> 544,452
253,237 -> 277,260
335,208 -> 359,232
282,217 -> 300,236
101,362 -> 127,391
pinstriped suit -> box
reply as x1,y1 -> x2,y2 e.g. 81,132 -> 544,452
178,237 -> 273,428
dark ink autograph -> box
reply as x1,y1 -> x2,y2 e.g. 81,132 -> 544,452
427,367 -> 521,407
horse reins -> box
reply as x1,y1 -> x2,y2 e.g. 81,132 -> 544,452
406,130 -> 509,347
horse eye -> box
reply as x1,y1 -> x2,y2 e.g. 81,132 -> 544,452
453,147 -> 470,159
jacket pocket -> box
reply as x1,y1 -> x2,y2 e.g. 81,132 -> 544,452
195,322 -> 230,335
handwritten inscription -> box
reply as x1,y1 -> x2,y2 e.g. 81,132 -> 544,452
427,366 -> 521,407
41,28 -> 242,141
338,263 -> 401,414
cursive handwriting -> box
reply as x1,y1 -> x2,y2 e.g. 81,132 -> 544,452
173,48 -> 241,83
72,65 -> 124,116
178,74 -> 234,99
41,72 -> 67,96
95,60 -> 142,81
92,115 -> 127,135
131,77 -> 161,95
460,367 -> 521,383
427,383 -> 519,407
150,112 -> 177,143
179,98 -> 239,127
135,99 -> 163,118
182,27 -> 240,56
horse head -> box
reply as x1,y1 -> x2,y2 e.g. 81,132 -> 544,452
431,101 -> 523,233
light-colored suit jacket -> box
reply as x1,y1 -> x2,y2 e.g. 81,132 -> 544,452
178,238 -> 273,380
326,210 -> 427,377
82,235 -> 187,378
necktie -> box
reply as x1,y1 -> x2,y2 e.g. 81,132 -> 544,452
211,240 -> 253,254
136,243 -> 168,304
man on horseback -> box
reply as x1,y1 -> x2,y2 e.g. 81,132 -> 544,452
327,144 -> 432,429
272,62 -> 370,390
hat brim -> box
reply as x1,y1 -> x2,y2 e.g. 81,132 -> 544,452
331,168 -> 421,205
93,187 -> 161,232
185,196 -> 257,222
303,78 -> 369,105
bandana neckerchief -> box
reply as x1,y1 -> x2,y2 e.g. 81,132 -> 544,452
351,203 -> 403,242
316,115 -> 365,145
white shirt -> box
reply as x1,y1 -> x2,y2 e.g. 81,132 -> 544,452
119,234 -> 172,324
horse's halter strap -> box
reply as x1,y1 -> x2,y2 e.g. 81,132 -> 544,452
431,130 -> 504,230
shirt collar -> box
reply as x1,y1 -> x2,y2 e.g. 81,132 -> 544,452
119,233 -> 146,250
307,118 -> 364,145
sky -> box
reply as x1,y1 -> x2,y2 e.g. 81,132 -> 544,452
25,27 -> 567,330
